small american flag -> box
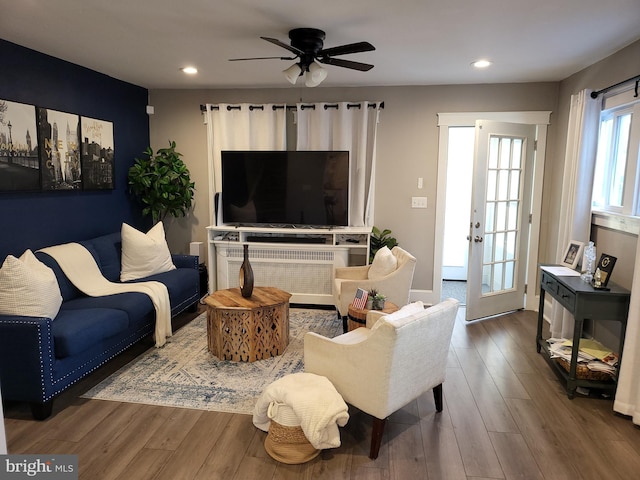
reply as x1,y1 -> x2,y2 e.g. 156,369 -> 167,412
352,288 -> 369,309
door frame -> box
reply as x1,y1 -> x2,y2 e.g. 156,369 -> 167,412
434,111 -> 551,312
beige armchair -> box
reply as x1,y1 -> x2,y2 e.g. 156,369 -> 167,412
333,246 -> 416,320
304,298 -> 459,459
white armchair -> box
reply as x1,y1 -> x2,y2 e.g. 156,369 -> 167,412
333,246 -> 416,320
304,298 -> 459,459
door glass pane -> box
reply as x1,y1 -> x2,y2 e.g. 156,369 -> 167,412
507,201 -> 518,230
504,261 -> 514,289
489,137 -> 499,168
512,139 -> 522,168
506,231 -> 516,260
498,170 -> 509,200
482,264 -> 492,293
496,201 -> 507,231
509,171 -> 520,199
487,170 -> 497,201
485,202 -> 495,231
499,138 -> 511,169
483,233 -> 494,263
495,232 -> 505,261
493,262 -> 504,291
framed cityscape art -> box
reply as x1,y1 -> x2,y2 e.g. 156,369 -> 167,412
80,116 -> 115,190
0,98 -> 40,192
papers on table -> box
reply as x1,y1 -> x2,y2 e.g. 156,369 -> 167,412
547,338 -> 618,376
540,265 -> 581,276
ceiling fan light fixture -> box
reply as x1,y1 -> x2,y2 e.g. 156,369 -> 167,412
305,61 -> 327,87
283,63 -> 302,84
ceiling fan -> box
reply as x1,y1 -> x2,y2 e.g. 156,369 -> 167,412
229,28 -> 375,87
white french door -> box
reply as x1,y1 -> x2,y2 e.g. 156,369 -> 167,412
466,121 -> 536,321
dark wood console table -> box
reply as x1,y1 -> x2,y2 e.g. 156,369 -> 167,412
536,266 -> 630,399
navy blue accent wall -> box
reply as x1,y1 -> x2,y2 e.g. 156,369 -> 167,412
0,39 -> 150,261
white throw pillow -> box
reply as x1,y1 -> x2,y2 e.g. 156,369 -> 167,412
120,222 -> 176,281
372,301 -> 424,330
0,249 -> 63,319
368,246 -> 398,280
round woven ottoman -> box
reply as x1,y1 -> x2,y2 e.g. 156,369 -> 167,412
263,403 -> 320,464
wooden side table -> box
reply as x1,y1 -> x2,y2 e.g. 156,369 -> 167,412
347,301 -> 399,332
204,287 -> 291,362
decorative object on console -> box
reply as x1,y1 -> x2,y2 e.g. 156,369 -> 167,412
594,253 -> 617,288
128,140 -> 195,224
239,244 -> 255,298
561,240 -> 584,269
581,241 -> 596,283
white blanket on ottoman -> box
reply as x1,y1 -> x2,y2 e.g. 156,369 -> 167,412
253,372 -> 349,450
39,242 -> 172,347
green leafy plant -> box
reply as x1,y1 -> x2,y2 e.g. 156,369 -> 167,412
128,141 -> 195,224
369,226 -> 398,262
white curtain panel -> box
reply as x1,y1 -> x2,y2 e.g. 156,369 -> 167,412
295,101 -> 382,227
614,238 -> 640,424
550,89 -> 600,338
204,103 -> 286,224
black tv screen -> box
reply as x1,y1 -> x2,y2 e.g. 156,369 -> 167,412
221,151 -> 350,227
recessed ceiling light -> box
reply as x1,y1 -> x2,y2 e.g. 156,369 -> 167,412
181,66 -> 198,75
472,60 -> 492,69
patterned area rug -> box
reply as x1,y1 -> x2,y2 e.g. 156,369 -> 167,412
82,308 -> 342,414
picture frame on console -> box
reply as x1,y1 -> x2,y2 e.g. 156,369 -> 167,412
561,240 -> 584,270
0,98 -> 40,192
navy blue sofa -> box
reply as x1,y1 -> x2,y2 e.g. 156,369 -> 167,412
0,232 -> 200,419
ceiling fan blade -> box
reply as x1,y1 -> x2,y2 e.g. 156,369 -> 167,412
318,57 -> 374,71
229,56 -> 296,61
318,41 -> 375,57
260,36 -> 304,56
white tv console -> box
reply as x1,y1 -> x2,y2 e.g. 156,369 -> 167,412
207,225 -> 371,305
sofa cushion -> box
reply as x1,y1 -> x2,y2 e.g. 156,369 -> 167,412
53,308 -> 130,358
81,232 -> 122,282
62,292 -> 154,327
368,246 -> 398,280
131,267 -> 199,314
120,222 -> 176,281
0,250 -> 63,319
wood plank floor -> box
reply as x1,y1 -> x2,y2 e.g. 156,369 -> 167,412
4,306 -> 640,479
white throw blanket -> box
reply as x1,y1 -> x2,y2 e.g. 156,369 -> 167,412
39,243 -> 172,347
253,372 -> 349,450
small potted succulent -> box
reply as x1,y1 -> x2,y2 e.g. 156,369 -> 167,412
368,288 -> 387,310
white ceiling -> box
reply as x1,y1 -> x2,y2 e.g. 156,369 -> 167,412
2,0 -> 640,90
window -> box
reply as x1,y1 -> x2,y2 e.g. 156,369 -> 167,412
592,100 -> 640,215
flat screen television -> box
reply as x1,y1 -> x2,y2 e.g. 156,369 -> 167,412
221,150 -> 350,227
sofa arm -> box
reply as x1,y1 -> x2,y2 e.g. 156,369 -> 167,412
0,315 -> 55,403
172,254 -> 199,269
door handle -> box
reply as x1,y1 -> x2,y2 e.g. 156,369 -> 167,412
474,236 -> 483,243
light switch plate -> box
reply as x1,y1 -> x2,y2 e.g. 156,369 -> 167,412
411,196 -> 428,208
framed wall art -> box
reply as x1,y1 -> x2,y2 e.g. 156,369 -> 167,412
561,240 -> 584,269
37,107 -> 81,190
80,116 -> 115,190
0,98 -> 40,192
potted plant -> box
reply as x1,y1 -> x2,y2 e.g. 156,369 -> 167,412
368,288 -> 386,310
369,226 -> 398,262
128,141 -> 195,224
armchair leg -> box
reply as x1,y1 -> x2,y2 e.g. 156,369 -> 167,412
341,315 -> 348,334
433,383 -> 443,412
370,417 -> 386,459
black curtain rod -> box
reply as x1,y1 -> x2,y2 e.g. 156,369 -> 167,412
590,74 -> 640,99
199,102 -> 384,112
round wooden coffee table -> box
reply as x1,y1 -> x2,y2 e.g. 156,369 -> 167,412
347,301 -> 399,332
204,287 -> 291,362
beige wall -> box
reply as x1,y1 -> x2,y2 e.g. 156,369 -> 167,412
149,38 -> 640,293
149,83 -> 558,291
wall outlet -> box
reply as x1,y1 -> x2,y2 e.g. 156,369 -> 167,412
411,196 -> 428,208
